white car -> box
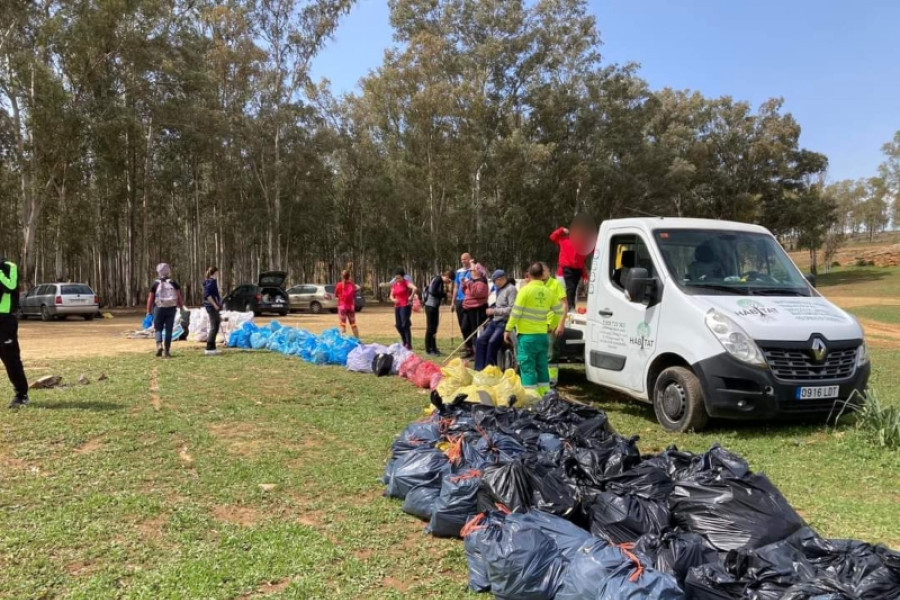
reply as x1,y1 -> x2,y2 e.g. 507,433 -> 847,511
19,283 -> 100,321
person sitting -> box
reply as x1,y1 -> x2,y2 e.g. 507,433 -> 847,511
688,242 -> 725,281
475,270 -> 517,370
612,250 -> 635,289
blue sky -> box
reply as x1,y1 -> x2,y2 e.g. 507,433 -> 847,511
311,0 -> 900,182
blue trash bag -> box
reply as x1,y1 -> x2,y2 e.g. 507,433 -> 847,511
463,511 -> 506,593
402,478 -> 442,521
557,538 -> 685,600
385,447 -> 451,500
142,314 -> 153,329
476,432 -> 527,464
269,320 -> 282,331
250,331 -> 269,349
518,511 -> 593,562
227,322 -> 258,348
428,471 -> 482,538
383,438 -> 436,485
479,512 -> 568,600
398,421 -> 442,445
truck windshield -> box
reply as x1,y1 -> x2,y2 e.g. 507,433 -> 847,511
653,229 -> 812,296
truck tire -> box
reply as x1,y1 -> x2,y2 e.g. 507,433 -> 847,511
653,366 -> 709,432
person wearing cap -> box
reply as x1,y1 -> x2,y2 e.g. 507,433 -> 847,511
146,263 -> 185,358
474,269 -> 517,370
389,268 -> 417,350
460,262 -> 489,358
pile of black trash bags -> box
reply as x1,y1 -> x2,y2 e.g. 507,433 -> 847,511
382,391 -> 900,600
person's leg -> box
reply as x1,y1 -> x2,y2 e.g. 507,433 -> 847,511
0,318 -> 29,403
153,307 -> 164,356
347,310 -> 359,338
206,307 -> 221,351
486,321 -> 506,366
564,268 -> 580,311
474,321 -> 496,370
402,306 -> 413,348
394,307 -> 404,343
163,308 -> 176,355
548,330 -> 560,386
338,308 -> 348,335
424,306 -> 437,353
534,334 -> 551,395
456,302 -> 465,336
517,333 -> 539,391
460,309 -> 472,353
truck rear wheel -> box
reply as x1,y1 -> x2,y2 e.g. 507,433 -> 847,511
653,366 -> 709,432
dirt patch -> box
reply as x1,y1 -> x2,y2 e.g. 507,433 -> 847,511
207,422 -> 267,456
381,576 -> 412,592
136,515 -> 169,541
241,578 -> 291,598
857,318 -> 900,349
0,450 -> 29,471
212,504 -> 262,527
149,368 -> 161,411
65,560 -> 98,577
178,444 -> 193,465
74,437 -> 104,455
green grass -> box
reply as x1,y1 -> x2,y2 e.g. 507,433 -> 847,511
817,266 -> 900,297
847,305 -> 900,324
2,345 -> 900,599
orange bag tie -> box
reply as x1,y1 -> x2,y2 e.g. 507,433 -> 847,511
445,435 -> 465,465
460,513 -> 486,538
495,503 -> 512,514
450,469 -> 482,483
616,542 -> 645,582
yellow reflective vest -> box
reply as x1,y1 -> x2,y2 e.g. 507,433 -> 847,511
506,280 -> 564,335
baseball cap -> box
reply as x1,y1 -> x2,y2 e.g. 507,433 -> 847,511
491,269 -> 507,280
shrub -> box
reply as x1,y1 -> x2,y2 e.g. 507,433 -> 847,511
833,389 -> 900,450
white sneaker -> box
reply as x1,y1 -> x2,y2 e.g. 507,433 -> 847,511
204,349 -> 222,356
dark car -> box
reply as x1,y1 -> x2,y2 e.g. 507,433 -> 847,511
223,271 -> 289,316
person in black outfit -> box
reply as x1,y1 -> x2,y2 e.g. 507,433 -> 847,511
1,258 -> 29,408
423,271 -> 453,356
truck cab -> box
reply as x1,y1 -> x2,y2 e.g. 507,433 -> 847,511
580,217 -> 870,432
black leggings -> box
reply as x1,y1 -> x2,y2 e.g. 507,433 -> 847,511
0,316 -> 28,396
395,305 -> 412,347
562,267 -> 582,310
424,305 -> 440,353
462,306 -> 486,350
206,306 -> 221,350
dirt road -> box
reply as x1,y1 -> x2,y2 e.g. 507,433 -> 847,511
16,295 -> 900,365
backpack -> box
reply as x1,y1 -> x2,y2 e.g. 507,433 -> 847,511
155,278 -> 178,308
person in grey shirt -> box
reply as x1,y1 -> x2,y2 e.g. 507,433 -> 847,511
424,271 -> 453,356
474,270 -> 517,370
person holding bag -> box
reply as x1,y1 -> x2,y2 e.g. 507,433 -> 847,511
146,263 -> 184,358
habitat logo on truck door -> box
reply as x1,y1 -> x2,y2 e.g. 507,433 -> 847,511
735,299 -> 779,320
629,322 -> 655,351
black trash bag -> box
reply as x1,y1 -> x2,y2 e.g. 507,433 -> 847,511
557,538 -> 685,600
573,413 -> 616,445
478,460 -> 533,513
372,352 -> 393,376
634,530 -> 720,585
518,510 -> 593,562
402,479 -> 442,521
397,420 -> 442,444
684,562 -> 746,600
527,456 -> 579,517
562,435 -> 642,487
780,577 -> 859,600
383,437 -> 435,484
688,444 -> 752,480
723,527 -> 819,593
428,471 -> 482,538
795,534 -> 900,599
670,472 -> 806,552
458,439 -> 490,471
385,446 -> 451,500
463,511 -> 505,593
538,432 -> 563,454
605,462 -> 675,501
856,565 -> 900,600
476,431 -> 527,464
587,490 -> 671,545
478,512 -> 568,600
642,445 -> 699,481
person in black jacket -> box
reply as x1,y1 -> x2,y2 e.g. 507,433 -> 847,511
0,258 -> 29,408
423,271 -> 453,356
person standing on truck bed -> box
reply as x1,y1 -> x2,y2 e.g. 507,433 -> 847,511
0,257 -> 29,408
550,217 -> 595,311
505,263 -> 564,396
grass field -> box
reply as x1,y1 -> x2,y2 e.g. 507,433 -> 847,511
2,343 -> 899,599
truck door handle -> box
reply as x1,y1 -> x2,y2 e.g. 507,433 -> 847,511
598,309 -> 614,317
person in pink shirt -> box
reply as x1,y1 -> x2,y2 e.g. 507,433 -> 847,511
334,269 -> 360,338
461,263 -> 489,358
389,268 -> 418,350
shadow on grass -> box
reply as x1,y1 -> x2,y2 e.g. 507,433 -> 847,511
36,400 -> 125,411
817,269 -> 889,288
559,368 -> 855,436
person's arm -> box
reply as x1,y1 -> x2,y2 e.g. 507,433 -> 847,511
146,291 -> 155,315
494,287 -> 516,318
504,289 -> 526,343
550,227 -> 568,244
0,261 -> 17,290
407,282 -> 418,295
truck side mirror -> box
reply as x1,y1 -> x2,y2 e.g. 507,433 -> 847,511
625,268 -> 657,304
804,273 -> 817,288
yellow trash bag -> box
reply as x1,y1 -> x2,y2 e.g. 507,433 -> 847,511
453,385 -> 497,406
471,365 -> 503,388
436,357 -> 473,400
493,369 -> 530,407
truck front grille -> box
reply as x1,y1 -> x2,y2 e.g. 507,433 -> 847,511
761,347 -> 857,382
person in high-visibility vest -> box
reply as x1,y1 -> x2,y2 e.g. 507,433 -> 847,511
504,263 -> 564,396
0,258 -> 29,408
540,262 -> 568,387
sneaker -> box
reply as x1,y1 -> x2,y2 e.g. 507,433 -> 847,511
8,395 -> 28,409
163,350 -> 172,359
155,346 -> 163,358
204,349 -> 221,356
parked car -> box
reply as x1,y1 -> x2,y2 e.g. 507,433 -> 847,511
19,283 -> 100,321
223,271 -> 289,316
287,284 -> 365,314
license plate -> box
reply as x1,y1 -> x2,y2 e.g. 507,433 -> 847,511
69,299 -> 86,304
796,385 -> 839,400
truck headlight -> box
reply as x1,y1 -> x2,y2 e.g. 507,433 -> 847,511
705,309 -> 767,367
857,341 -> 868,367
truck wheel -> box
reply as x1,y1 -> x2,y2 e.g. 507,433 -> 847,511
653,366 -> 709,432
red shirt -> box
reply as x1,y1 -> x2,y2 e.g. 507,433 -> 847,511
550,227 -> 589,277
462,278 -> 489,309
392,280 -> 412,307
334,281 -> 356,311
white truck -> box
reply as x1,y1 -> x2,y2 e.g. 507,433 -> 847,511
563,217 -> 870,432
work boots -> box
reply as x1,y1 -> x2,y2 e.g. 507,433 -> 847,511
8,394 -> 29,409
